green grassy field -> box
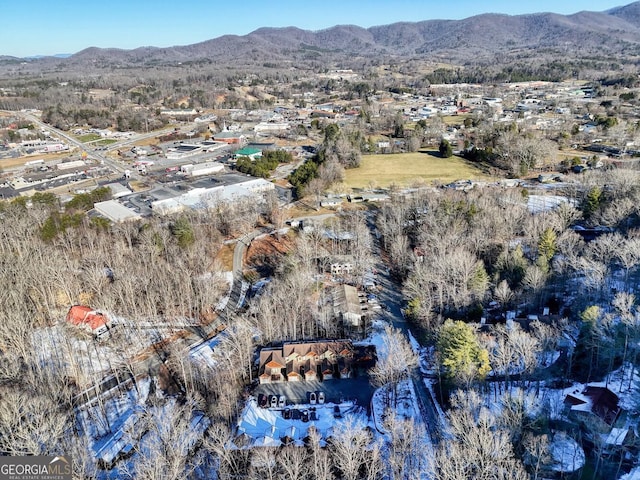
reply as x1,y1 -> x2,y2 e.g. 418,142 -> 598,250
95,138 -> 117,146
76,133 -> 101,142
343,151 -> 492,189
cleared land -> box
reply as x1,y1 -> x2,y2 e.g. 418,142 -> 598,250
215,244 -> 234,271
343,150 -> 491,189
0,151 -> 72,170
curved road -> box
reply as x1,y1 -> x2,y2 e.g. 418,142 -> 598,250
368,215 -> 443,444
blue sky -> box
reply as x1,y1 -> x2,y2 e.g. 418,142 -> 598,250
2,0 -> 628,57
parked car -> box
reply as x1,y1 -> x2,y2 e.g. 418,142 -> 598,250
309,392 -> 317,405
333,405 -> 342,419
318,392 -> 325,404
278,395 -> 286,408
301,409 -> 309,422
270,395 -> 278,408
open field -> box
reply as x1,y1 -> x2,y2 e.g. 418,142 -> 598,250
285,203 -> 334,218
0,151 -> 72,170
441,114 -> 469,125
76,133 -> 101,142
343,150 -> 492,189
94,138 -> 118,146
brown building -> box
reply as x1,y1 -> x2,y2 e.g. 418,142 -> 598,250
258,340 -> 375,384
565,385 -> 621,432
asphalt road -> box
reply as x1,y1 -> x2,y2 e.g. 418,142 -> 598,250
16,112 -> 174,182
368,214 -> 443,444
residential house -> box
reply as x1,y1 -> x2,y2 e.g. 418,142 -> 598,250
564,385 -> 622,432
259,350 -> 286,384
329,256 -> 354,276
160,108 -> 198,117
333,284 -> 365,330
66,305 -> 110,337
320,197 -> 343,208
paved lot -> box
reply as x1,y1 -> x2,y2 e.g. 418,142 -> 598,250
254,376 -> 375,410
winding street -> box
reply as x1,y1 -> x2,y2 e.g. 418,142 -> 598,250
368,213 -> 443,444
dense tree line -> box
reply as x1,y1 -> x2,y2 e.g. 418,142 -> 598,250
0,195 -> 266,471
235,150 -> 292,178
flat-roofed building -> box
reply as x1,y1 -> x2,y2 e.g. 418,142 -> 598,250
105,182 -> 133,199
94,200 -> 141,223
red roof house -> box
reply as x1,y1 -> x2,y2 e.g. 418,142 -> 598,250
66,305 -> 109,336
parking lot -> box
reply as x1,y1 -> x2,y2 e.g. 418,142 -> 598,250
254,375 -> 375,410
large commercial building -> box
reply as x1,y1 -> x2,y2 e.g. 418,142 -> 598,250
151,178 -> 275,215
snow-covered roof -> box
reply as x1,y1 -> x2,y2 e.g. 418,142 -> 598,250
605,427 -> 629,446
565,385 -> 620,425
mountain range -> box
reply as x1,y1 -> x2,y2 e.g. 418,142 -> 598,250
4,2 -> 640,71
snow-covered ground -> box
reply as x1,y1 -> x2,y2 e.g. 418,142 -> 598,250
548,431 -> 585,474
234,397 -> 367,447
527,194 -> 575,214
77,376 -> 151,466
354,317 -> 388,352
215,271 -> 233,311
78,377 -> 211,474
33,324 -> 117,387
188,331 -> 227,368
621,466 -> 640,480
371,379 -> 418,434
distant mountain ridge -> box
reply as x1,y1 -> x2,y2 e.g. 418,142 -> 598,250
7,2 -> 640,70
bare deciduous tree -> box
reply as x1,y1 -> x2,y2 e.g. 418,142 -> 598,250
369,326 -> 418,408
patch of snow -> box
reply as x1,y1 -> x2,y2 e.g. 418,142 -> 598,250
423,379 -> 447,429
527,195 -> 575,214
79,377 -> 151,465
354,318 -> 387,353
235,397 -> 367,447
188,333 -> 225,368
371,379 -> 417,434
605,427 -> 629,447
620,466 -> 640,480
549,432 -> 585,473
215,271 -> 234,311
539,350 -> 561,368
236,281 -> 250,309
33,324 -> 116,387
